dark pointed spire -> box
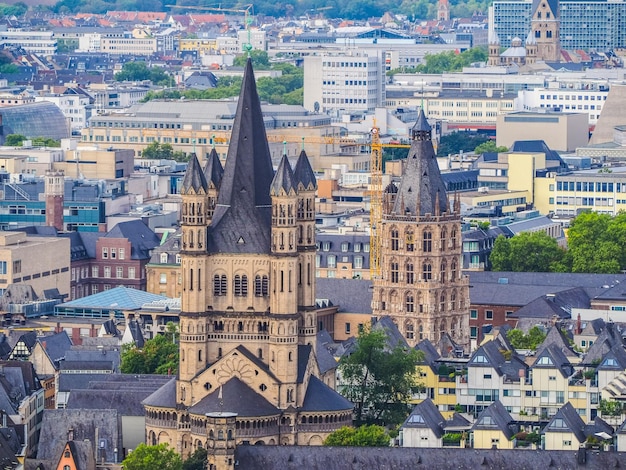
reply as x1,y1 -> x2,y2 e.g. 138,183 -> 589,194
392,111 -> 448,216
203,148 -> 224,189
270,154 -> 296,196
293,149 -> 317,191
209,58 -> 274,254
181,153 -> 208,194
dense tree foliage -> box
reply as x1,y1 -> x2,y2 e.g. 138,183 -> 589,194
506,327 -> 547,350
474,140 -> 509,155
389,48 -> 488,75
324,425 -> 390,447
182,448 -> 207,470
115,62 -> 170,85
489,232 -> 567,273
566,211 -> 626,273
436,132 -> 490,157
141,141 -> 187,162
121,329 -> 179,375
233,50 -> 270,69
0,2 -> 27,16
50,0 -> 489,20
4,134 -> 60,147
143,55 -> 304,105
339,327 -> 423,427
122,444 -> 182,470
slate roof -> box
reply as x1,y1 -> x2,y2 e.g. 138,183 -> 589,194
543,402 -> 586,443
316,333 -> 339,375
0,426 -> 21,469
537,326 -> 578,359
67,388 -> 157,415
415,339 -> 441,372
141,377 -> 177,408
36,409 -> 122,463
472,400 -> 516,440
509,287 -> 590,320
316,278 -> 373,314
510,140 -> 567,171
203,148 -> 224,189
403,398 -> 446,438
209,59 -> 274,255
57,287 -> 169,311
39,331 -> 73,368
297,344 -> 312,384
392,109 -> 448,216
181,153 -> 209,194
188,377 -> 280,417
300,375 -> 353,412
532,344 -> 573,377
374,316 -> 409,349
582,323 -> 624,366
0,335 -> 11,360
270,154 -> 297,196
105,220 -> 160,260
235,446 -> 625,470
469,340 -> 527,381
293,149 -> 317,191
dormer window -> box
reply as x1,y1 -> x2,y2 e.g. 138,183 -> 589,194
160,253 -> 168,264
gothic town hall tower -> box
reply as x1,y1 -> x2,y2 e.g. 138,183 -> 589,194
143,60 -> 353,458
372,110 -> 470,349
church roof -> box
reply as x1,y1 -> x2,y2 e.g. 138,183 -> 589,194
181,153 -> 208,194
209,58 -> 274,254
203,148 -> 224,189
294,149 -> 317,191
270,154 -> 296,196
142,377 -> 177,408
188,377 -> 280,417
301,375 -> 353,412
392,109 -> 448,216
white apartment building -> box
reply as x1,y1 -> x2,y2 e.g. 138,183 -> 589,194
0,30 -> 56,55
35,92 -> 91,132
303,51 -> 385,116
517,86 -> 609,126
100,37 -> 157,56
77,32 -> 102,53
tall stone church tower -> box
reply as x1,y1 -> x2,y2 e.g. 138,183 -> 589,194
371,110 -> 469,349
144,60 -> 352,457
531,0 -> 560,62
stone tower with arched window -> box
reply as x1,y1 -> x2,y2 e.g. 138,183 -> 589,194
531,0 -> 560,62
372,109 -> 469,349
143,59 -> 353,458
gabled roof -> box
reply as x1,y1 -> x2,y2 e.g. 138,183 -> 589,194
537,326 -> 578,359
188,377 -> 280,417
297,344 -> 312,384
511,287 -> 589,320
209,59 -> 274,255
542,402 -> 586,444
582,323 -> 624,366
391,109 -> 448,217
403,398 -> 446,438
469,340 -> 527,380
181,153 -> 209,194
301,375 -> 353,412
596,344 -> 626,371
270,154 -> 296,196
471,401 -> 516,440
531,344 -> 573,377
39,331 -> 73,367
374,316 -> 409,350
105,220 -> 160,260
415,339 -> 441,371
316,332 -> 338,375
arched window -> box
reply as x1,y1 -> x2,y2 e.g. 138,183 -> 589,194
406,263 -> 414,284
406,293 -> 414,313
254,275 -> 269,297
451,291 -> 457,310
451,229 -> 457,249
391,229 -> 399,250
423,263 -> 432,281
234,275 -> 248,296
451,260 -> 458,280
423,231 -> 432,252
440,293 -> 446,312
440,260 -> 447,283
391,262 -> 399,283
441,228 -> 447,251
405,322 -> 414,340
214,274 -> 227,296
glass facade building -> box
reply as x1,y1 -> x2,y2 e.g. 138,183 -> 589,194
493,0 -> 626,50
0,102 -> 70,142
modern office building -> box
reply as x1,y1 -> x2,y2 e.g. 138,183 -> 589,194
303,51 -> 386,115
492,0 -> 626,51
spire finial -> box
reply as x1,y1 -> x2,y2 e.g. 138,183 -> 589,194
283,140 -> 287,156
301,137 -> 305,151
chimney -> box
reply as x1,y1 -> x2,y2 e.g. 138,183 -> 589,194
576,313 -> 582,335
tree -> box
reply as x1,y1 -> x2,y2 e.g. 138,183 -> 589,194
474,140 -> 509,155
4,134 -> 26,146
566,212 -> 624,273
437,132 -> 490,157
141,141 -> 187,162
324,425 -> 390,446
115,62 -> 169,85
339,327 -> 423,427
233,50 -> 270,69
488,232 -> 566,272
120,334 -> 179,375
122,443 -> 182,470
506,326 -> 546,350
182,447 -> 207,470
